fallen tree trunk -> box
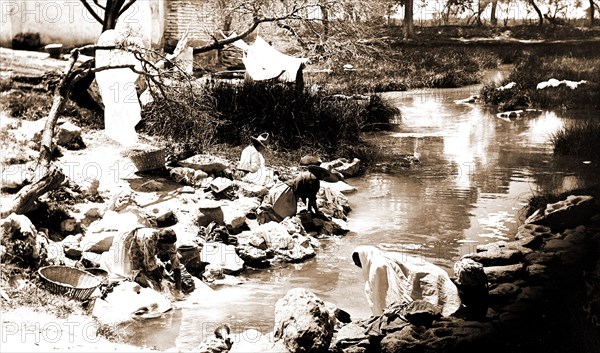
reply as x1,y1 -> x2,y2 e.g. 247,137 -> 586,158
0,164 -> 65,218
0,51 -> 82,218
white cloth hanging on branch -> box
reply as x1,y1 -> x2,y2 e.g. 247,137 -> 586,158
229,34 -> 308,83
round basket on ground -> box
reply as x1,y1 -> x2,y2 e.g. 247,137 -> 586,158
126,147 -> 166,172
38,266 -> 102,301
84,268 -> 109,284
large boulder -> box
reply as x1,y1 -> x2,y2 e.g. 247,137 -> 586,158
322,158 -> 361,178
0,213 -> 47,265
80,231 -> 115,253
236,245 -> 270,268
234,180 -> 268,197
463,248 -> 523,267
55,121 -> 82,146
221,205 -> 247,233
252,221 -> 294,250
483,263 -> 525,283
527,195 -> 598,232
278,234 -> 316,263
274,288 -> 335,353
197,200 -> 225,227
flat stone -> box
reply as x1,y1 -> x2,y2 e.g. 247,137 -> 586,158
517,286 -> 545,301
483,263 -> 525,283
524,251 -> 558,265
543,238 -> 571,251
463,248 -> 523,266
543,195 -> 598,232
563,226 -> 589,244
515,223 -> 553,240
178,154 -> 229,174
489,283 -> 521,304
526,264 -> 547,281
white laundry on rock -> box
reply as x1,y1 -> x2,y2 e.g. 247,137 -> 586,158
353,245 -> 461,317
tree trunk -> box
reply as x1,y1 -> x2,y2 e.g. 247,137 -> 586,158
476,0 -> 485,26
0,165 -> 66,218
529,0 -> 544,26
102,0 -> 125,32
404,0 -> 415,40
590,0 -> 596,27
320,1 -> 329,40
0,50 -> 82,217
490,0 -> 498,26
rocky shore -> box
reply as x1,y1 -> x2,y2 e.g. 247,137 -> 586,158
193,194 -> 600,353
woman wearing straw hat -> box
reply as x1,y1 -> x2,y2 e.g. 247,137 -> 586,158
235,133 -> 270,184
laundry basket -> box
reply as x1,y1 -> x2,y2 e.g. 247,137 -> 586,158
125,147 -> 166,172
38,266 -> 102,301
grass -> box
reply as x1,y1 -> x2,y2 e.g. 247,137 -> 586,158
551,120 -> 600,159
313,46 -> 492,94
479,43 -> 600,110
0,264 -> 81,319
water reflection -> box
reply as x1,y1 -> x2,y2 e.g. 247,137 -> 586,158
131,86 -> 599,351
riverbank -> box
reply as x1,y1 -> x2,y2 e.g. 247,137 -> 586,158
322,194 -> 600,353
3,24 -> 600,350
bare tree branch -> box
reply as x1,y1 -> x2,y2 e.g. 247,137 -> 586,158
118,0 -> 137,16
193,5 -> 305,54
78,0 -> 104,24
92,0 -> 106,10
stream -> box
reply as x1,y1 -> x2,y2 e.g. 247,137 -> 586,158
127,70 -> 600,351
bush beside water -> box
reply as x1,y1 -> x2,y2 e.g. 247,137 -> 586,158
141,81 -> 399,161
551,120 -> 600,159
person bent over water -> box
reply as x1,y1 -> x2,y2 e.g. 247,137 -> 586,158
352,245 -> 461,317
100,227 -> 183,293
257,164 -> 336,224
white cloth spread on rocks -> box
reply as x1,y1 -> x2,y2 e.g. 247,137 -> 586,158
353,245 -> 461,317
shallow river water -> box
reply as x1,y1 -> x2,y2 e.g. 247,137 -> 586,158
128,79 -> 599,351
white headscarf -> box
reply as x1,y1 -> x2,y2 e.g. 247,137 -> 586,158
353,245 -> 461,317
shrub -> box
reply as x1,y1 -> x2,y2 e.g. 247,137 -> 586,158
208,81 -> 396,157
551,120 -> 600,159
140,80 -> 397,162
140,82 -> 219,158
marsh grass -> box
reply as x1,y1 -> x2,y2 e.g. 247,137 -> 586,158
318,46 -> 489,94
139,83 -> 219,158
480,43 -> 600,110
145,81 -> 398,162
551,120 -> 600,158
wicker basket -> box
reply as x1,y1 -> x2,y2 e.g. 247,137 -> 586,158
128,148 -> 166,172
38,266 -> 102,301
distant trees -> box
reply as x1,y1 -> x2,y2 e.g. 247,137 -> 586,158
588,0 -> 597,26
